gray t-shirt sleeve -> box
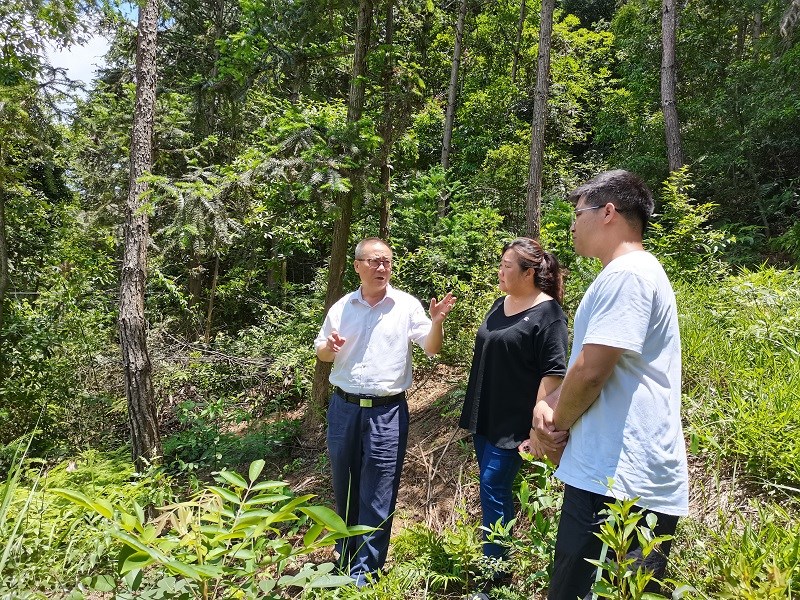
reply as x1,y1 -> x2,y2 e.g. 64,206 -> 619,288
582,271 -> 655,355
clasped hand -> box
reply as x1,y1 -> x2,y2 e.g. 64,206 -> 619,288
518,399 -> 569,465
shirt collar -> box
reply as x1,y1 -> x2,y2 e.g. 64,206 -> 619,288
352,284 -> 396,306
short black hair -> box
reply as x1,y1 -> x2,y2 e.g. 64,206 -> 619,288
568,170 -> 654,234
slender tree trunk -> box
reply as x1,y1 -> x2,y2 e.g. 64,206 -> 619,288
441,0 -> 468,177
0,191 -> 8,333
120,0 -> 162,472
780,0 -> 800,41
661,0 -> 683,172
188,251 -> 203,338
753,9 -> 762,57
511,0 -> 526,83
378,0 -> 395,239
204,253 -> 220,344
307,0 -> 373,433
525,0 -> 554,239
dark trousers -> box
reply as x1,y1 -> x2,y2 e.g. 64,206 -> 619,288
326,391 -> 409,586
474,434 -> 523,559
548,484 -> 679,600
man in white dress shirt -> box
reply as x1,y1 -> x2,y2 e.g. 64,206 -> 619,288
315,237 -> 455,586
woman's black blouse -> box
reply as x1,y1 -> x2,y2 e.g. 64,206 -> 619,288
459,296 -> 569,449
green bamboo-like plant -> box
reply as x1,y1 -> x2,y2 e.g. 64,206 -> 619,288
588,496 -> 674,600
54,459 -> 371,599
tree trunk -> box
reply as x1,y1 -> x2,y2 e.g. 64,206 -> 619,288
440,0 -> 468,177
120,0 -> 162,472
0,191 -> 8,333
188,251 -> 204,338
307,0 -> 373,434
204,253 -> 220,344
661,0 -> 683,172
525,0 -> 554,239
511,0 -> 526,83
378,0 -> 395,239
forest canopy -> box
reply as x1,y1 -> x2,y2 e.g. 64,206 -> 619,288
1,0 -> 799,598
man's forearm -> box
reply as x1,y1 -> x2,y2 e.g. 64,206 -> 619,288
552,375 -> 603,431
423,321 -> 444,356
316,345 -> 335,362
552,344 -> 622,430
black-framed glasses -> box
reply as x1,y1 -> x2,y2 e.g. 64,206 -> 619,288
357,258 -> 392,268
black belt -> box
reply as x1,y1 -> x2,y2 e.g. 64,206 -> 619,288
335,387 -> 405,408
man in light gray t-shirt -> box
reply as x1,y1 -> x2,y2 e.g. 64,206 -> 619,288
531,170 -> 689,600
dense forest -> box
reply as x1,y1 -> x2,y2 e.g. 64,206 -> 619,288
1,0 -> 799,598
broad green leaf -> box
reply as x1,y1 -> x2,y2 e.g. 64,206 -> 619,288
216,470 -> 248,489
251,481 -> 288,492
300,506 -> 348,534
51,489 -> 93,511
303,522 -> 324,547
120,551 -> 153,574
310,574 -> 357,588
247,494 -> 291,505
208,485 -> 241,505
83,574 -> 116,592
94,498 -> 115,520
259,579 -> 277,593
133,501 -> 146,525
230,548 -> 256,560
122,568 -> 144,591
248,460 -> 265,482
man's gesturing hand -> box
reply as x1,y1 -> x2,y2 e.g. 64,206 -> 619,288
429,291 -> 457,323
326,330 -> 346,353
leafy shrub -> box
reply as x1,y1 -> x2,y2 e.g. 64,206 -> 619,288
164,412 -> 300,474
390,172 -> 512,365
54,460 -> 368,599
589,496 -> 675,600
646,167 -> 730,283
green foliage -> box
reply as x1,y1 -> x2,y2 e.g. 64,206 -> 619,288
0,448 -> 170,596
589,495 -> 674,600
54,460 -> 367,599
164,410 -> 300,475
680,268 -> 800,486
390,170 -> 511,364
0,211 -> 119,462
646,167 -> 730,283
673,503 -> 800,599
506,459 -> 562,595
391,511 -> 485,595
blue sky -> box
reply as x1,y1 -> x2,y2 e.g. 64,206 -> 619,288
47,3 -> 137,88
48,34 -> 111,88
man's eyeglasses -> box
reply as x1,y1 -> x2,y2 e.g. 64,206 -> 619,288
571,205 -> 603,224
357,258 -> 392,268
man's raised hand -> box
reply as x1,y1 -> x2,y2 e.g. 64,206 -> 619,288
429,291 -> 457,323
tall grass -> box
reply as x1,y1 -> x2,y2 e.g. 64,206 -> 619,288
679,267 -> 800,488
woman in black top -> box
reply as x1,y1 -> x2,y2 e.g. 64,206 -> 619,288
460,237 -> 568,565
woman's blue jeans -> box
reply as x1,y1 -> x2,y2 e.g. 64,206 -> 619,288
473,434 -> 523,558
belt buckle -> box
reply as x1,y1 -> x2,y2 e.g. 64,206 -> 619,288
359,397 -> 373,408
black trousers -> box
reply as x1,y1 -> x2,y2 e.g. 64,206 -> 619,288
548,484 -> 679,600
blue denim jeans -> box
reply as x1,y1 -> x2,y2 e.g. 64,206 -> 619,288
473,434 -> 523,558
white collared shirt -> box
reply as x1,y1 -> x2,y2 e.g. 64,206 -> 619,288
314,285 -> 432,395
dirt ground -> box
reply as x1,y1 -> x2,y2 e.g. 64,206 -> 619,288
284,363 -> 479,539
